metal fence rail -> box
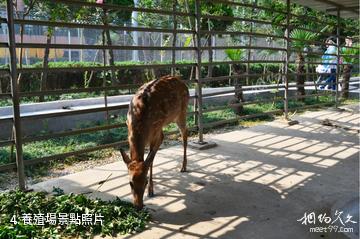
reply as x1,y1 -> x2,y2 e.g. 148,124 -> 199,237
0,0 -> 358,190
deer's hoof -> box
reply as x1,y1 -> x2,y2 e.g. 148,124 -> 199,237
148,191 -> 155,197
180,168 -> 187,173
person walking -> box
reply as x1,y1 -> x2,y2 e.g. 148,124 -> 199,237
318,37 -> 338,90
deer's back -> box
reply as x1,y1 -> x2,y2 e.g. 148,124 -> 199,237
128,75 -> 189,133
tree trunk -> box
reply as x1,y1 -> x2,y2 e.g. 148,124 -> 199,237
103,10 -> 116,86
171,0 -> 177,75
39,31 -> 52,102
105,29 -> 116,84
341,65 -> 351,99
247,1 -> 255,86
17,23 -> 25,86
296,53 -> 306,101
207,36 -> 213,78
230,64 -> 244,115
207,19 -> 213,78
246,43 -> 251,85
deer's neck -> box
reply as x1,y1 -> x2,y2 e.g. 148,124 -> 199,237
128,123 -> 149,162
127,91 -> 153,162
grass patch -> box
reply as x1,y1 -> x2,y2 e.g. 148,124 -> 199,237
0,189 -> 150,239
0,118 -> 129,172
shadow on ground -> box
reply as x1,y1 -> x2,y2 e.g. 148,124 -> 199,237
32,106 -> 359,239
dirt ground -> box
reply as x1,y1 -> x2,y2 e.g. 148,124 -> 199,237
31,105 -> 359,239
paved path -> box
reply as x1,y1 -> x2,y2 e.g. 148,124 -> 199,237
32,105 -> 359,239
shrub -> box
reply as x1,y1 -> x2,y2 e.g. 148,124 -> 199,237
0,61 -> 290,93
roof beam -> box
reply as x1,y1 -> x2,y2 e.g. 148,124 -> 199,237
326,6 -> 359,12
312,0 -> 359,15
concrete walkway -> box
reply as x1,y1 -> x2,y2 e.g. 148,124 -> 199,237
31,105 -> 359,239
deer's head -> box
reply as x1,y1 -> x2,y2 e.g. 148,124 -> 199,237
120,149 -> 155,209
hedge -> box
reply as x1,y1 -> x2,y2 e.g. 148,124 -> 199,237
0,61 -> 295,93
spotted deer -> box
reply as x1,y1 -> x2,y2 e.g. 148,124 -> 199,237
120,75 -> 189,209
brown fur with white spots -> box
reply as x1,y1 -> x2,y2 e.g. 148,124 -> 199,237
120,75 -> 189,209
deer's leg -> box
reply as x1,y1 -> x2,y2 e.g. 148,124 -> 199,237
177,117 -> 188,173
148,132 -> 164,197
148,161 -> 154,197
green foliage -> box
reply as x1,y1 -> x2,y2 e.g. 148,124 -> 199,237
341,18 -> 360,38
33,1 -> 71,23
52,186 -> 65,196
261,0 -> 335,31
200,2 -> 234,30
0,189 -> 150,238
95,0 -> 134,26
136,0 -> 233,30
289,27 -> 319,52
342,43 -> 360,64
184,35 -> 193,47
224,48 -> 246,61
136,0 -> 174,28
259,0 -> 358,43
106,0 -> 134,24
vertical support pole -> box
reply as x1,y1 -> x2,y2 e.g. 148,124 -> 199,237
284,0 -> 290,120
79,28 -> 83,61
206,19 -> 213,79
7,0 -> 26,190
68,30 -> 71,62
335,8 -> 340,108
131,0 -> 139,62
171,0 -> 177,75
102,30 -> 110,132
246,0 -> 256,86
195,0 -> 204,143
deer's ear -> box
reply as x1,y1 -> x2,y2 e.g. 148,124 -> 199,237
120,148 -> 131,165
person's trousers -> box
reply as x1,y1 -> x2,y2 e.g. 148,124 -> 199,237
322,69 -> 337,90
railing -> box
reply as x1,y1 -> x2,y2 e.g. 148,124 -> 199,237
0,0 -> 357,190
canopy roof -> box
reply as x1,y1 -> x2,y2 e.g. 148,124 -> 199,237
291,0 -> 359,18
